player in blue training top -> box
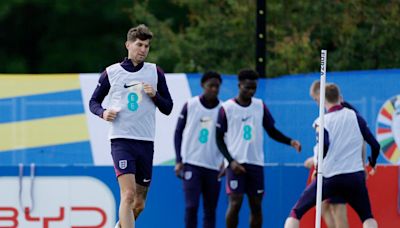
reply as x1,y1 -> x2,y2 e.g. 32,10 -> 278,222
174,71 -> 224,228
89,24 -> 173,228
216,69 -> 301,228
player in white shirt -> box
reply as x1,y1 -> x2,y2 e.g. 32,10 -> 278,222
216,69 -> 301,228
309,80 -> 348,228
284,83 -> 380,228
174,71 -> 223,228
89,25 -> 173,228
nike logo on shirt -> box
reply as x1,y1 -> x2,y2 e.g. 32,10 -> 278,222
242,116 -> 251,121
124,82 -> 141,88
200,118 -> 211,123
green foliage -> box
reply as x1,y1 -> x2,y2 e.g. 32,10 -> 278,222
265,0 -> 400,76
1,0 -> 400,77
0,0 -> 132,73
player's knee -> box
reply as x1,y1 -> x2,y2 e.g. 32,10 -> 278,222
251,209 -> 262,217
284,217 -> 299,228
228,200 -> 242,212
185,203 -> 198,213
249,202 -> 262,215
334,217 -> 348,228
362,218 -> 377,228
121,189 -> 136,205
203,205 -> 215,215
185,197 -> 199,211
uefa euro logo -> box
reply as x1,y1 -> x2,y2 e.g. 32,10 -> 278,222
376,95 -> 400,164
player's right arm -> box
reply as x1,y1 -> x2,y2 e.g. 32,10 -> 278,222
263,103 -> 302,152
89,71 -> 115,121
174,103 -> 188,178
216,107 -> 246,174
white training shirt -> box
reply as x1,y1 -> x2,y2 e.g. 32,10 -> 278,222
314,107 -> 364,178
222,98 -> 265,166
181,96 -> 223,170
106,62 -> 158,141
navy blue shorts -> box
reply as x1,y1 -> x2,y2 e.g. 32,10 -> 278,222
183,164 -> 221,227
225,163 -> 264,196
111,138 -> 154,186
290,171 -> 373,222
183,164 -> 221,192
307,167 -> 346,204
327,195 -> 346,204
183,163 -> 221,207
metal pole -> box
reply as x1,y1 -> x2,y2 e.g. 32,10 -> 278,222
256,0 -> 266,77
315,49 -> 327,228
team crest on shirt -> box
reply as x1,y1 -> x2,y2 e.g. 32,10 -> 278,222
230,180 -> 238,190
119,160 -> 128,169
184,171 -> 192,180
185,171 -> 192,180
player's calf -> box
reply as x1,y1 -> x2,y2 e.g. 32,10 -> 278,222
132,200 -> 145,218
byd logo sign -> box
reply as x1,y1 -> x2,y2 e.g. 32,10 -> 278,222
0,176 -> 116,228
0,207 -> 107,228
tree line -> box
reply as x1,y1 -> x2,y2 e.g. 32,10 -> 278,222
1,0 -> 399,77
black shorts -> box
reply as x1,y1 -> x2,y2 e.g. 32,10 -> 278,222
111,138 -> 154,186
290,171 -> 373,222
225,163 -> 264,196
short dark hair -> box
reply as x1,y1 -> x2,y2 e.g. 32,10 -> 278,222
201,71 -> 222,84
238,69 -> 259,82
310,80 -> 320,96
325,83 -> 340,103
127,24 -> 153,42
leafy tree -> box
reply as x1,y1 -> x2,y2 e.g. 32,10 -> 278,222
1,0 -> 400,77
0,0 -> 133,73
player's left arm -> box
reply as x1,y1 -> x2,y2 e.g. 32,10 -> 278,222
145,66 -> 173,115
263,103 -> 301,152
173,103 -> 188,178
356,114 -> 380,172
216,107 -> 234,163
174,103 -> 188,164
89,70 -> 110,118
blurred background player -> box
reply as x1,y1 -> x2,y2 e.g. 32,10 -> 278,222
310,80 -> 370,228
174,71 -> 224,228
89,24 -> 173,228
216,69 -> 301,228
309,80 -> 348,228
284,83 -> 380,228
